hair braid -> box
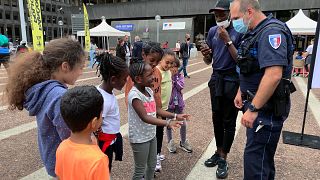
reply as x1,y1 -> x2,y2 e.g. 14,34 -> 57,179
95,52 -> 128,81
129,58 -> 146,81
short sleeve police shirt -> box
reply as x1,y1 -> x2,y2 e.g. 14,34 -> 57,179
258,29 -> 288,69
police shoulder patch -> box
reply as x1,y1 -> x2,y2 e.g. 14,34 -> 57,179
268,34 -> 281,49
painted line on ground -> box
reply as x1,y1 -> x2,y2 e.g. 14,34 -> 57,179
21,81 -> 209,179
294,77 -> 320,126
0,65 -> 211,140
186,112 -> 242,180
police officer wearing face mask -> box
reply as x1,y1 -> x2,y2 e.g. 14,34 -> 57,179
200,0 -> 242,178
230,0 -> 294,179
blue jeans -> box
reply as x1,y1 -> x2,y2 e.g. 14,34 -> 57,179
178,57 -> 189,77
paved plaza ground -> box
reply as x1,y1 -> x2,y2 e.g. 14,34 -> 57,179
0,55 -> 319,180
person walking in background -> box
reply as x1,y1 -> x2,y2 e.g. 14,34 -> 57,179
132,36 -> 143,61
116,38 -> 126,61
200,0 -> 242,178
162,41 -> 169,49
304,38 -> 314,72
124,35 -> 131,66
89,39 -> 98,68
0,34 -> 11,72
178,34 -> 191,78
175,40 -> 181,58
16,40 -> 28,54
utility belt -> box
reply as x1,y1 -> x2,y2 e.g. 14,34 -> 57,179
242,78 -> 296,117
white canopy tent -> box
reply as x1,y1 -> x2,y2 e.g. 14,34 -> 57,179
77,16 -> 130,50
286,9 -> 317,35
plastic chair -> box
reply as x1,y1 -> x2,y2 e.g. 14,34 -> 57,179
292,59 -> 308,77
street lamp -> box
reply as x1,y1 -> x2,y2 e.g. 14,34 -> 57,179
155,15 -> 161,43
58,20 -> 64,38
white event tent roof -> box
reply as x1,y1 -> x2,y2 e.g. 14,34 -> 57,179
286,9 -> 317,35
77,16 -> 130,37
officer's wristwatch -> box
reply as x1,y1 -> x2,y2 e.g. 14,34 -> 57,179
226,41 -> 233,47
248,103 -> 259,112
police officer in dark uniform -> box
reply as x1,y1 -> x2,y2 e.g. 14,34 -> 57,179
200,0 -> 242,178
230,0 -> 294,179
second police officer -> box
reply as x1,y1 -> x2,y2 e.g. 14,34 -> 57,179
230,0 -> 294,179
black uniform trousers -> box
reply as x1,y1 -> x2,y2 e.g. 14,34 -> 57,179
208,74 -> 239,154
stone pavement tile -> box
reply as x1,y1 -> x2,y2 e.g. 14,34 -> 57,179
227,78 -> 320,179
0,129 -> 42,180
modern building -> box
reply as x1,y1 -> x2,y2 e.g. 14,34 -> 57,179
74,0 -> 320,49
0,0 -> 78,44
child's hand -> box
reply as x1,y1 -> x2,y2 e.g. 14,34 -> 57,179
168,120 -> 184,130
176,114 -> 191,121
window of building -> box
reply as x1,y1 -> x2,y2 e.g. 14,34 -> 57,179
42,16 -> 46,23
4,0 -> 10,6
310,9 -> 319,22
52,5 -> 56,12
5,11 -> 11,20
15,27 -> 20,38
0,10 -> 3,19
46,4 -> 51,12
53,16 -> 57,24
41,3 -> 45,11
13,12 -> 19,21
12,0 -> 18,7
47,16 -> 52,23
64,18 -> 68,25
7,27 -> 12,38
48,27 -> 52,40
54,28 -> 58,38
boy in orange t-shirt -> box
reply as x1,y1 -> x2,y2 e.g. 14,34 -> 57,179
56,86 -> 110,180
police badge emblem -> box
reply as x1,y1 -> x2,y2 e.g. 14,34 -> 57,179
269,34 -> 281,49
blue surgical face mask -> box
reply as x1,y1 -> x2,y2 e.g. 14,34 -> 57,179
232,18 -> 248,33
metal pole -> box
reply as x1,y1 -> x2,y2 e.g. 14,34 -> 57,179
60,27 -> 63,38
156,21 -> 159,43
18,0 -> 27,42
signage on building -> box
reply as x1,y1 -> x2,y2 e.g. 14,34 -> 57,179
163,22 -> 186,30
71,14 -> 84,34
115,24 -> 134,31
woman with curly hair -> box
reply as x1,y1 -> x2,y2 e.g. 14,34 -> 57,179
5,38 -> 86,178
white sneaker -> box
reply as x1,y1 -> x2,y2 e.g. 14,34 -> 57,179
155,155 -> 162,172
158,154 -> 165,161
167,139 -> 177,153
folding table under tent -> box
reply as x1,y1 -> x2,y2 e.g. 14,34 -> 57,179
77,16 -> 130,51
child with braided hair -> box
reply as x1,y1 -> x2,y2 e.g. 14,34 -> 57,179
94,52 -> 129,172
128,59 -> 190,180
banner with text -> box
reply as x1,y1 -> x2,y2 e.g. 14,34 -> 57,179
27,0 -> 44,51
83,4 -> 90,52
163,22 -> 186,30
311,16 -> 320,88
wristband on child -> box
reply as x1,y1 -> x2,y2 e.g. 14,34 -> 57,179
173,113 -> 177,120
166,119 -> 172,127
